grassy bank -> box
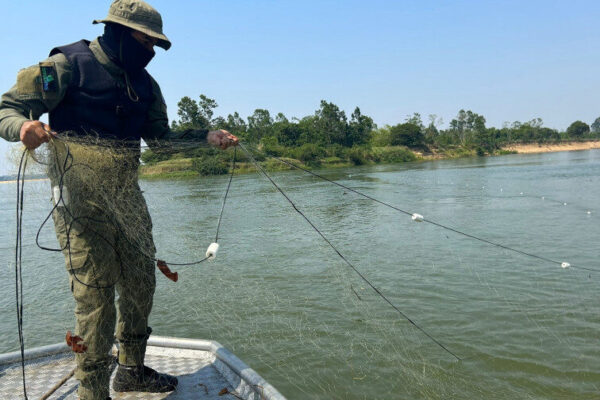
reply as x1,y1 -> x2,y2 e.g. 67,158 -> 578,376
139,144 -> 495,179
139,154 -> 353,179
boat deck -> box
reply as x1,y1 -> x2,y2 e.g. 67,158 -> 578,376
0,336 -> 285,400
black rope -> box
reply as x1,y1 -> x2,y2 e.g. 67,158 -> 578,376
216,146 -> 237,243
239,143 -> 461,361
247,145 -> 598,274
15,150 -> 28,400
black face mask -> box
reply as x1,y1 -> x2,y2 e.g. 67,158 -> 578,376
99,23 -> 155,73
119,30 -> 155,73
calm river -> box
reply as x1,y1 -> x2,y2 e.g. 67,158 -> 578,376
1,150 -> 599,399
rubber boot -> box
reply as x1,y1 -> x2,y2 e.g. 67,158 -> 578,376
112,364 -> 178,392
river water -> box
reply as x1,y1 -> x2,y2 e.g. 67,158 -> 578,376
1,150 -> 599,399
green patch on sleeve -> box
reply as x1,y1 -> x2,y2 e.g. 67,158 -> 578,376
40,62 -> 58,93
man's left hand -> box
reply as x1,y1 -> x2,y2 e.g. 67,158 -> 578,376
207,129 -> 239,150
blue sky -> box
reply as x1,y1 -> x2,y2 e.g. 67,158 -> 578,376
1,0 -> 599,174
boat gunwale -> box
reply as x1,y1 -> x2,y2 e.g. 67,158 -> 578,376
0,335 -> 286,400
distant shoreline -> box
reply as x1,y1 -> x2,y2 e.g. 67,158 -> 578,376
0,178 -> 48,184
501,140 -> 600,154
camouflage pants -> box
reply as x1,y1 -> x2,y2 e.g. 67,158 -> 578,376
52,181 -> 156,400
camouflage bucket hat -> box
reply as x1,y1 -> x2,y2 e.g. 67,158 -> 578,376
93,0 -> 171,50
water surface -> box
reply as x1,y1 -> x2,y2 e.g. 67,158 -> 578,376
1,150 -> 599,399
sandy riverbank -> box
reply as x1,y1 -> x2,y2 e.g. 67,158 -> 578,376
502,141 -> 600,154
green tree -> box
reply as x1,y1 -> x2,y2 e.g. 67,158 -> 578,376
224,112 -> 247,135
276,123 -> 303,146
536,127 -> 560,142
424,114 -> 442,142
473,128 -> 497,154
296,116 -> 319,145
172,96 -> 203,130
449,109 -> 486,145
198,94 -> 218,124
566,121 -> 590,138
271,113 -> 304,146
211,116 -> 227,129
527,118 -> 543,128
275,112 -> 289,124
172,94 -> 219,131
314,100 -> 347,145
389,122 -> 425,148
405,112 -> 424,129
347,107 -> 374,146
247,109 -> 273,142
370,126 -> 392,147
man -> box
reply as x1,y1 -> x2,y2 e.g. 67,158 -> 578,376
0,1 -> 238,399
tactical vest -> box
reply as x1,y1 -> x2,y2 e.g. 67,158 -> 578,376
48,40 -> 152,141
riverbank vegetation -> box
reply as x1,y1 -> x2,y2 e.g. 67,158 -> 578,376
140,94 -> 600,178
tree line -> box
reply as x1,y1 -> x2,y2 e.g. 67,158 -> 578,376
171,95 -> 375,148
142,94 -> 600,171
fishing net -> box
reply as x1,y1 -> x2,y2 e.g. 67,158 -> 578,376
2,136 -> 599,399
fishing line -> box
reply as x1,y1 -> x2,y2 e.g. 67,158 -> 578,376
245,145 -> 598,274
239,143 -> 461,361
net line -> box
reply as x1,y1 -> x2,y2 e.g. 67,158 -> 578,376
243,144 -> 599,274
239,142 -> 461,360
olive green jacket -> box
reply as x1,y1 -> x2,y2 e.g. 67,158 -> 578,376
0,39 -> 203,145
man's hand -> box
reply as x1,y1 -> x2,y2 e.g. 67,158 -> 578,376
20,120 -> 56,149
207,129 -> 239,150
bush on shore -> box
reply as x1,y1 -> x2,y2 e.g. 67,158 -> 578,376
192,157 -> 228,175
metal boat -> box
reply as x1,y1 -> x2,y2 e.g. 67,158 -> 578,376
0,336 -> 286,399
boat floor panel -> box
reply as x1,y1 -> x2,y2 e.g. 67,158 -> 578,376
0,348 -> 241,399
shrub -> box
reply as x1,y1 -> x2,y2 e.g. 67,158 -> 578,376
374,147 -> 417,163
251,150 -> 266,161
370,127 -> 392,147
389,123 -> 425,148
566,121 -> 590,138
324,144 -> 346,158
260,137 -> 286,157
345,146 -> 369,165
292,143 -> 324,162
192,157 -> 228,175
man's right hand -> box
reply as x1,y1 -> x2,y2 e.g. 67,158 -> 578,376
207,129 -> 239,150
20,120 -> 56,149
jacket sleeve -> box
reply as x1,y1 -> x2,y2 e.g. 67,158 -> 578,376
0,53 -> 72,142
141,76 -> 208,149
